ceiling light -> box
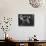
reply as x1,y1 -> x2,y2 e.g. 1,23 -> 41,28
29,0 -> 44,8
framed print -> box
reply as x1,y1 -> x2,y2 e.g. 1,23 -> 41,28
18,14 -> 34,26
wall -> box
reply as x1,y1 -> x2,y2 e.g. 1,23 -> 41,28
0,0 -> 46,40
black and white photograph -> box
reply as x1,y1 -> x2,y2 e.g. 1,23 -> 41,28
18,14 -> 34,26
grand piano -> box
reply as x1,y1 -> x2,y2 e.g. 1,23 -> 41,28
0,38 -> 46,46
